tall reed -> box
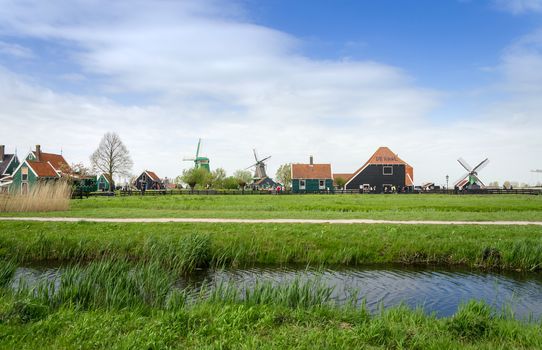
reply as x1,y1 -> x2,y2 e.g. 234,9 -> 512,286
206,278 -> 335,308
0,180 -> 72,212
0,260 -> 16,288
12,259 -> 335,312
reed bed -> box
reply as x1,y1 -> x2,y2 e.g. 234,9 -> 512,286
0,181 -> 72,212
8,258 -> 335,313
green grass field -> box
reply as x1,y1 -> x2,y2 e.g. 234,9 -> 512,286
2,194 -> 542,221
1,221 -> 541,270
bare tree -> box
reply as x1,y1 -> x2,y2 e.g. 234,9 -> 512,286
90,132 -> 133,190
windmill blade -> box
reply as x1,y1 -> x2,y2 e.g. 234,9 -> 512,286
253,149 -> 259,162
245,163 -> 258,170
457,158 -> 472,172
454,173 -> 470,186
183,157 -> 196,161
471,174 -> 485,187
472,158 -> 489,174
196,139 -> 202,158
260,155 -> 271,163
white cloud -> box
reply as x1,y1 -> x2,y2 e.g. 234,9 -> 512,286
0,0 -> 541,185
494,0 -> 542,14
0,40 -> 33,58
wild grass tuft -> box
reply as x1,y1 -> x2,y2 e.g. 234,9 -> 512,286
447,300 -> 495,340
505,239 -> 542,271
142,233 -> 211,274
16,259 -> 174,310
0,260 -> 16,287
206,278 -> 334,308
0,181 -> 72,212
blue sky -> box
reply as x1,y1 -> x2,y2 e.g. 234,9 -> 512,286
1,0 -> 542,185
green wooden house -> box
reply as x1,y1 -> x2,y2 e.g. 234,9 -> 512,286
97,173 -> 112,191
291,156 -> 333,193
0,145 -> 20,192
10,145 -> 70,194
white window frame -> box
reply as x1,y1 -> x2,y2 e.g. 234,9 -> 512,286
383,166 -> 393,175
319,179 -> 325,190
299,179 -> 306,190
22,166 -> 29,181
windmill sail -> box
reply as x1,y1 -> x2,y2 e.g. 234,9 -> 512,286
455,157 -> 489,189
246,148 -> 271,180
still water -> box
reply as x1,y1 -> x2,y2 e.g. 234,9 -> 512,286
12,265 -> 542,320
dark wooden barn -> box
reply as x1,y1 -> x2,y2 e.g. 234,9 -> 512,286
344,147 -> 413,192
134,170 -> 164,190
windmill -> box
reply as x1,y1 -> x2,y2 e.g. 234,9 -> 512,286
246,149 -> 271,180
183,138 -> 210,172
454,157 -> 489,189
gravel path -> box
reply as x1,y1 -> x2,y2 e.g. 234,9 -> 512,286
1,217 -> 541,225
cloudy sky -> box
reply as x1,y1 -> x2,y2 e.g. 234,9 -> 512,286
1,0 -> 541,185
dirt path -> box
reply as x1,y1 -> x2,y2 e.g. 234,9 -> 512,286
1,217 -> 542,225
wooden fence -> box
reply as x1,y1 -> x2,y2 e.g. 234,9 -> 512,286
73,187 -> 542,198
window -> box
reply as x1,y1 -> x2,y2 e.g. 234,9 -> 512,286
383,166 -> 393,175
22,167 -> 28,181
319,180 -> 325,189
299,180 -> 306,190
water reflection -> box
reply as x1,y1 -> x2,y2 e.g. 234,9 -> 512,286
12,264 -> 542,319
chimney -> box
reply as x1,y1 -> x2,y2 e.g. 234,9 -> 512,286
309,155 -> 314,165
35,145 -> 41,161
0,145 -> 4,161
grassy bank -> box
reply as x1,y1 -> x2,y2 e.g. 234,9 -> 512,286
1,194 -> 541,221
1,221 -> 541,271
0,259 -> 541,349
3,301 -> 542,349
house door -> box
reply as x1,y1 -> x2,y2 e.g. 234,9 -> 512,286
21,182 -> 29,195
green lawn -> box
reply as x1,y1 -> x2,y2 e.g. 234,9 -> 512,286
1,221 -> 541,270
2,194 -> 542,221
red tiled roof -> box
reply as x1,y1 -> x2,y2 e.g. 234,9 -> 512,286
27,160 -> 59,177
34,152 -> 70,173
291,164 -> 332,179
145,171 -> 161,182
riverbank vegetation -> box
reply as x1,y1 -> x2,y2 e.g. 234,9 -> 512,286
1,221 -> 541,271
2,194 -> 541,221
0,258 -> 541,349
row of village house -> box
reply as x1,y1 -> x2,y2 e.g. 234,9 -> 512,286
0,145 -> 166,194
0,144 -> 415,194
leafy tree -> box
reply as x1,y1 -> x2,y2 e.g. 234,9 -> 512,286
234,170 -> 252,188
334,177 -> 346,189
223,176 -> 239,189
275,163 -> 291,190
503,181 -> 511,189
90,132 -> 133,191
210,168 -> 227,188
181,168 -> 210,190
